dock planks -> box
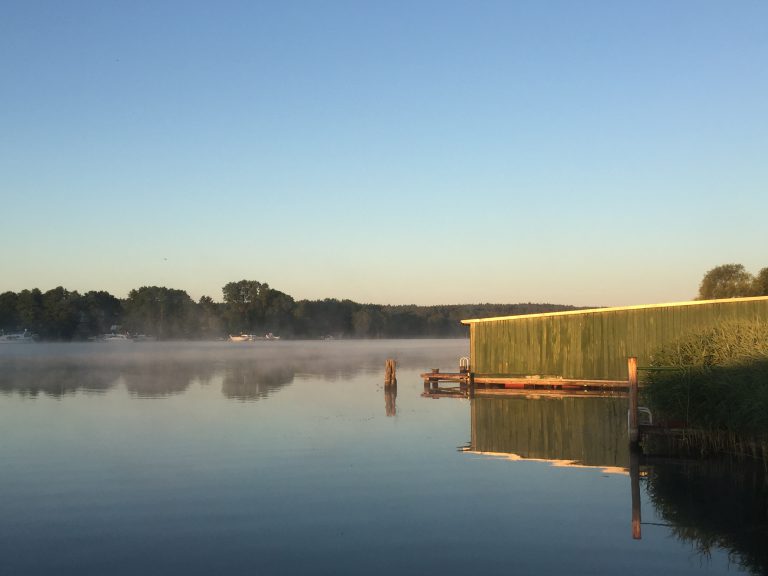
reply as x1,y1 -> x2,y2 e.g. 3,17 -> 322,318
420,370 -> 629,392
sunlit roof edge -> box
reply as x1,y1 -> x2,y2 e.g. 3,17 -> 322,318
460,295 -> 768,324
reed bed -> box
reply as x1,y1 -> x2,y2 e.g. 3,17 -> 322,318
643,321 -> 768,458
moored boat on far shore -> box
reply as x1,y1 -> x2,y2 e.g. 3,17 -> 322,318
0,329 -> 35,344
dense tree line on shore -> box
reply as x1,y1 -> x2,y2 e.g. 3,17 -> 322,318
0,280 -> 581,341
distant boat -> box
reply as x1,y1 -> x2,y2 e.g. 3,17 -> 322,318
229,333 -> 281,342
229,334 -> 255,342
102,333 -> 133,343
0,329 -> 35,344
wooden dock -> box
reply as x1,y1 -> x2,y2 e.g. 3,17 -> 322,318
421,358 -> 662,462
420,368 -> 629,398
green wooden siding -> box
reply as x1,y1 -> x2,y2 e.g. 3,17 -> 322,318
467,297 -> 768,380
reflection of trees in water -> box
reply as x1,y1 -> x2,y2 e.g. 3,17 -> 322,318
0,340 -> 468,399
471,396 -> 629,468
221,362 -> 295,401
0,357 -> 297,400
0,362 -> 120,397
0,359 -> 219,398
645,459 -> 768,575
122,362 -> 218,398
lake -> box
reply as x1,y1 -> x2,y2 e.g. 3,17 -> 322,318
1,340 -> 766,575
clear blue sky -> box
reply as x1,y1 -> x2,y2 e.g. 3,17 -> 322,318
2,1 -> 766,306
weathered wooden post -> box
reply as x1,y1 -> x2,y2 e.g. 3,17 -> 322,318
384,359 -> 397,387
430,368 -> 439,391
468,372 -> 476,399
628,356 -> 639,447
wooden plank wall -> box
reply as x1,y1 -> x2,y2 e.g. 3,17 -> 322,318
469,297 -> 768,380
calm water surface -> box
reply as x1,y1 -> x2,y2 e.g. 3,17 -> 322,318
1,340 -> 765,575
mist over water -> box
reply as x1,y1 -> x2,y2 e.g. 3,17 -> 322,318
0,340 -> 764,575
0,340 -> 464,398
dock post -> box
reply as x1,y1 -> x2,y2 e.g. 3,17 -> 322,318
468,372 -> 475,399
385,359 -> 397,387
628,357 -> 639,447
430,368 -> 439,391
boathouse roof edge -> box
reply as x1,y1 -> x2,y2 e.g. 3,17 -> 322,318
460,295 -> 768,324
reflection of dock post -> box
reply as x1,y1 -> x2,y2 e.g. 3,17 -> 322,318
630,450 -> 641,540
384,359 -> 397,415
628,357 -> 639,447
628,356 -> 642,539
385,383 -> 397,416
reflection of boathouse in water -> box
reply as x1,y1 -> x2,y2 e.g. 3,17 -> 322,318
467,395 -> 768,567
468,395 -> 629,471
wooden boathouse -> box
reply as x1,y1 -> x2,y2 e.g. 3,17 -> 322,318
461,295 -> 768,381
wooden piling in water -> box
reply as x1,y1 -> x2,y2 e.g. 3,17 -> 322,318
628,357 -> 639,447
385,359 -> 397,386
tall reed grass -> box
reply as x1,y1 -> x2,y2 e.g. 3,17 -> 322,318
643,321 -> 768,457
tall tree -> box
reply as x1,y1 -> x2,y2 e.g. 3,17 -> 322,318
80,291 -> 123,336
262,288 -> 295,335
16,289 -> 44,333
754,267 -> 768,296
697,264 -> 755,300
221,280 -> 294,335
123,286 -> 197,339
0,292 -> 20,332
222,280 -> 267,334
40,287 -> 81,340
197,295 -> 224,337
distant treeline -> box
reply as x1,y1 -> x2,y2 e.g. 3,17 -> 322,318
0,280 -> 583,341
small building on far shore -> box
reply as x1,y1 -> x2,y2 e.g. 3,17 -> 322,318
461,296 -> 768,381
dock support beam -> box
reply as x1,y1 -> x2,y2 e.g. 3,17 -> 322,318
628,356 -> 639,447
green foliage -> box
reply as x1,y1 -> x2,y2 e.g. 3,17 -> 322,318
79,291 -> 123,336
222,280 -> 295,334
197,295 -> 225,338
755,267 -> 768,296
0,281 -> 582,341
644,321 -> 768,437
123,286 -> 198,339
40,287 -> 81,340
0,291 -> 20,331
697,263 -> 755,300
